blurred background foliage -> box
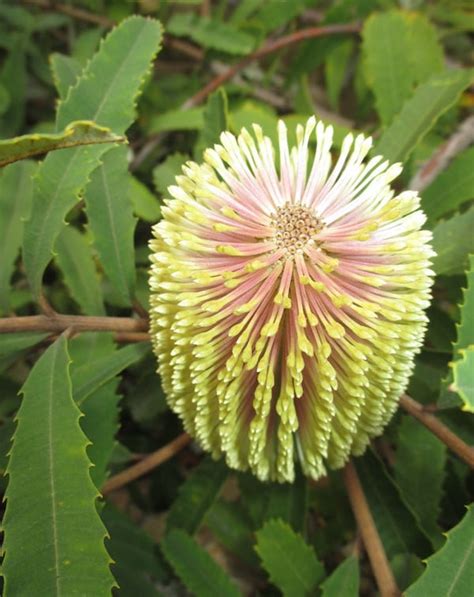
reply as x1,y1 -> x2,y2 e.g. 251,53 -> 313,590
0,0 -> 473,595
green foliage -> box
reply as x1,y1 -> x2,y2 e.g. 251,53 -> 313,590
363,11 -> 443,125
422,146 -> 474,225
167,12 -> 255,55
406,505 -> 474,596
55,225 -> 105,315
103,505 -> 167,596
320,555 -> 359,597
0,120 -> 124,167
255,519 -> 325,596
166,456 -> 228,534
395,416 -> 446,545
22,16 -> 162,300
0,160 -> 36,313
355,451 -> 431,559
161,529 -> 241,597
1,335 -> 115,595
84,146 -> 137,306
432,206 -> 474,275
0,3 -> 473,594
375,68 -> 474,162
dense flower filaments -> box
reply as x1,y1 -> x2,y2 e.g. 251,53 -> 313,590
149,117 -> 434,482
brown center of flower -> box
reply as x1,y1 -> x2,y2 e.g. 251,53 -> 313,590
270,204 -> 324,255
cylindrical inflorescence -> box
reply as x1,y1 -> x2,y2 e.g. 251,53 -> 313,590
149,117 -> 434,482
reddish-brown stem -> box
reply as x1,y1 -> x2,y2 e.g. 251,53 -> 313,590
183,23 -> 360,108
400,395 -> 474,468
102,433 -> 191,495
343,461 -> 401,597
0,314 -> 148,334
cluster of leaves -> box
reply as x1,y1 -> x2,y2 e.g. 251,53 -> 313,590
0,0 -> 473,595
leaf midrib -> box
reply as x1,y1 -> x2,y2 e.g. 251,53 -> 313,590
47,342 -> 61,595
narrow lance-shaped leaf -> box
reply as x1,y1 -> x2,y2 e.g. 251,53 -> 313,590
166,456 -> 228,534
69,333 -> 122,488
0,121 -> 124,168
162,529 -> 241,597
55,225 -> 105,315
453,254 -> 474,355
354,450 -> 432,559
422,145 -> 474,226
0,160 -> 37,313
255,519 -> 325,597
84,145 -> 137,306
395,415 -> 446,546
374,68 -> 474,163
406,505 -> 474,597
1,335 -> 115,595
22,16 -> 163,300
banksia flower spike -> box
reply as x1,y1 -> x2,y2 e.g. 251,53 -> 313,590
149,116 -> 434,483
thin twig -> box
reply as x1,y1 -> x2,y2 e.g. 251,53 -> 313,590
132,22 -> 360,169
343,461 -> 401,597
183,23 -> 360,108
114,332 -> 150,343
409,115 -> 474,192
400,395 -> 474,468
0,314 -> 148,334
21,0 -> 203,60
102,432 -> 191,495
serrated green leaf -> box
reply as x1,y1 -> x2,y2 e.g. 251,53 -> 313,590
432,206 -> 474,276
130,175 -> 161,222
363,11 -> 443,125
162,529 -> 241,597
0,160 -> 36,313
149,107 -> 203,134
49,53 -> 82,99
453,255 -> 474,354
255,519 -> 325,597
22,16 -> 162,300
84,145 -> 136,305
422,147 -> 474,225
195,89 -> 229,158
452,346 -> 474,412
406,505 -> 474,596
71,341 -> 149,405
81,380 -> 120,487
355,450 -> 432,559
395,415 -> 446,546
374,68 -> 474,163
55,225 -> 105,315
153,152 -> 188,195
206,499 -> 259,568
167,12 -> 255,55
69,333 -> 121,487
1,335 -> 115,595
166,456 -> 228,534
103,505 -> 167,596
321,555 -> 359,597
0,120 -> 124,168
